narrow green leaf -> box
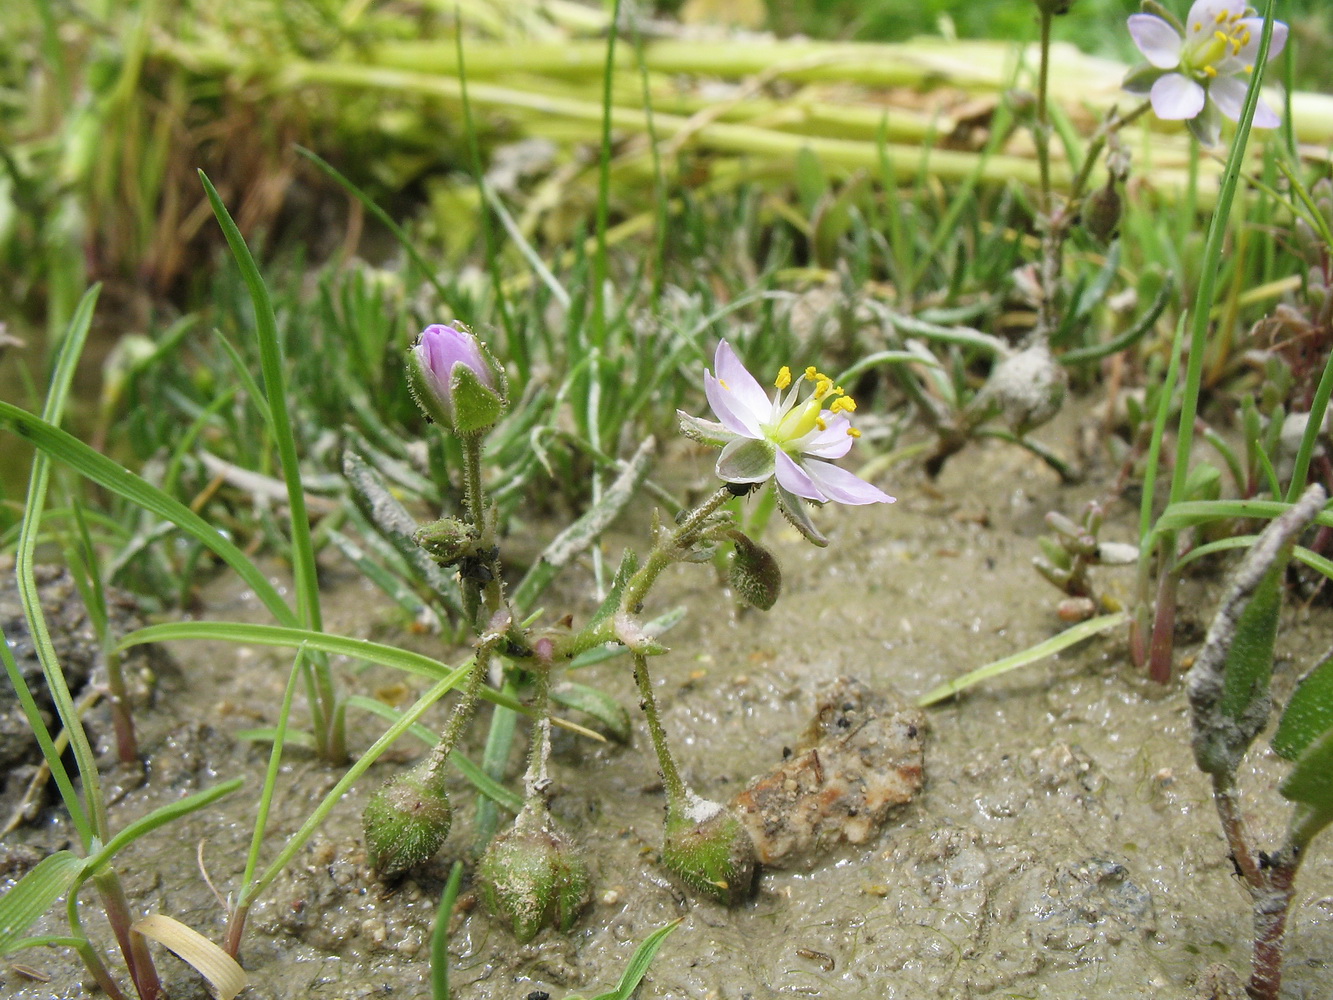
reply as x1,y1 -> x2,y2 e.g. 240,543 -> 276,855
1220,560 -> 1282,720
576,917 -> 682,1000
917,612 -> 1127,707
551,682 -> 631,744
84,778 -> 244,877
344,695 -> 524,813
431,860 -> 466,1000
232,728 -> 318,750
1279,727 -> 1333,834
0,851 -> 86,955
1274,655 -> 1333,760
115,621 -> 536,717
1154,498 -> 1333,535
117,621 -> 454,681
0,402 -> 294,626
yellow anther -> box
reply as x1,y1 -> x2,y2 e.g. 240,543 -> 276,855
804,366 -> 819,381
774,366 -> 792,390
847,427 -> 861,439
1245,63 -> 1254,73
1214,30 -> 1229,44
1204,64 -> 1218,77
719,378 -> 730,390
828,396 -> 857,414
1215,8 -> 1227,21
1193,21 -> 1202,32
813,378 -> 833,400
815,416 -> 827,431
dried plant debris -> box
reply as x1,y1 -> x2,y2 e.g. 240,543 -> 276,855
730,677 -> 926,868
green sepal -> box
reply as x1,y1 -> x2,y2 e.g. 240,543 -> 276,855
449,362 -> 506,435
774,483 -> 828,547
406,348 -> 452,427
1122,62 -> 1165,95
676,411 -> 735,448
1140,0 -> 1184,33
1274,655 -> 1333,760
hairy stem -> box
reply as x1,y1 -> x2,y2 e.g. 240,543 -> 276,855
632,652 -> 687,805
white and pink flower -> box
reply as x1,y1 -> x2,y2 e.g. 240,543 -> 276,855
678,341 -> 893,506
1124,1 -> 1287,144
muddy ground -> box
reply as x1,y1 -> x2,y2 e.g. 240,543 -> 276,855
2,412 -> 1332,999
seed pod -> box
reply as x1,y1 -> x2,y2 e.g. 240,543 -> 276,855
728,531 -> 782,611
660,797 -> 758,906
363,759 -> 453,876
1083,181 -> 1122,244
478,806 -> 592,942
413,516 -> 474,565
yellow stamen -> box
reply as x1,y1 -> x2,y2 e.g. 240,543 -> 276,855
1245,63 -> 1254,73
804,366 -> 819,381
719,379 -> 730,390
1193,21 -> 1203,31
847,427 -> 861,439
815,416 -> 827,431
1214,30 -> 1229,44
829,396 -> 857,414
1214,9 -> 1227,22
813,378 -> 833,400
1204,64 -> 1218,77
774,366 -> 792,390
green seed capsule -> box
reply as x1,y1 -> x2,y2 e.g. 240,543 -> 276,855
478,806 -> 592,942
660,797 -> 758,906
362,760 -> 453,876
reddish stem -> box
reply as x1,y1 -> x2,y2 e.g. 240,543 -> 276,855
1146,567 -> 1178,684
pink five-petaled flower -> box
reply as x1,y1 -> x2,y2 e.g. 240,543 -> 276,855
1124,1 -> 1287,145
678,341 -> 894,506
408,323 -> 507,434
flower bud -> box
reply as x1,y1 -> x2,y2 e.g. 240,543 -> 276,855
413,516 -> 474,565
363,759 -> 453,876
408,323 -> 508,435
477,806 -> 592,942
660,798 -> 757,906
727,531 -> 782,611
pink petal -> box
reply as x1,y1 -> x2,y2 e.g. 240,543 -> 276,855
774,449 -> 826,502
705,371 -> 764,438
713,341 -> 772,422
1150,73 -> 1206,120
1184,0 -> 1243,41
1235,18 -> 1287,63
1128,14 -> 1182,69
1210,76 -> 1279,127
1209,75 -> 1248,120
801,459 -> 895,505
799,413 -> 855,460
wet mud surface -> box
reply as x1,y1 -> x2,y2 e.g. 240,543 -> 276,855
3,421 -> 1332,999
